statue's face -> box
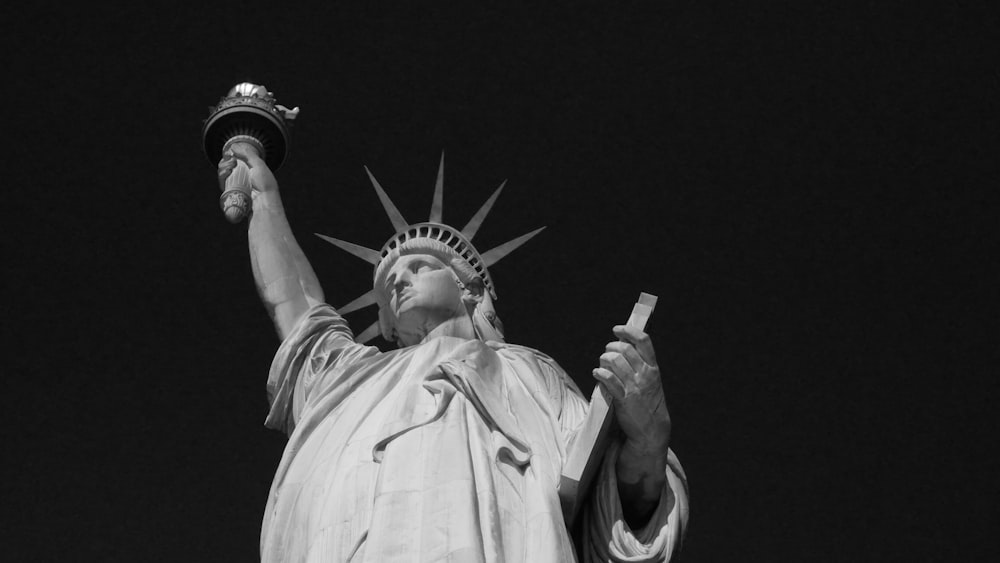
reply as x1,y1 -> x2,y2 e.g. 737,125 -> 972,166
380,253 -> 467,333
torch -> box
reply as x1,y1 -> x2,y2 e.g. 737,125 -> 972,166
202,83 -> 300,223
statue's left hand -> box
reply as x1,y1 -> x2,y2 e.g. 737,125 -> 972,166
593,325 -> 671,453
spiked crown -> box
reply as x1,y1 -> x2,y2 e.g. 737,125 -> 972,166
316,154 -> 545,343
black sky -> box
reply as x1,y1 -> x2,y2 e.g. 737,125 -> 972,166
7,2 -> 996,561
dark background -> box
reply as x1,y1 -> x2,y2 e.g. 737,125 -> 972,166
6,2 -> 995,561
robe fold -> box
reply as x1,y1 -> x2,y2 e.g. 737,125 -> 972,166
260,304 -> 688,562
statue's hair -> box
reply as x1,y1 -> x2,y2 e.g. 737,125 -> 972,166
375,238 -> 505,345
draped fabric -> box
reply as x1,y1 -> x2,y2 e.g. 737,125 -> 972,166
260,305 -> 688,562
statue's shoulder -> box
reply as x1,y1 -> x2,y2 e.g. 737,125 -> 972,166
488,341 -> 585,402
487,342 -> 566,376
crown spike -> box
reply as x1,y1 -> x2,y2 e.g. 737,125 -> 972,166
460,180 -> 506,241
365,165 -> 409,232
355,321 -> 381,344
429,152 -> 444,223
338,288 -> 378,314
315,233 -> 381,265
481,226 -> 546,267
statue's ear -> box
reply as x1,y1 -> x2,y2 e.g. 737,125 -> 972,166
461,277 -> 485,307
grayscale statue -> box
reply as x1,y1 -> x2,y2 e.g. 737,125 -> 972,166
209,83 -> 688,562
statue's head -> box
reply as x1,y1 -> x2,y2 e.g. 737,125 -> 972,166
373,229 -> 504,347
316,155 -> 541,347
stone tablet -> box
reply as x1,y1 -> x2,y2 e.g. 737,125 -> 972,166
559,292 -> 658,526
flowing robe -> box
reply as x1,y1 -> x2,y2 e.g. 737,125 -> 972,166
261,305 -> 688,562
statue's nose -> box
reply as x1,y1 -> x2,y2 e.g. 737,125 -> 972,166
394,274 -> 411,294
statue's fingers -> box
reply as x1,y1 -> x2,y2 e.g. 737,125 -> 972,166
226,147 -> 256,168
217,161 -> 236,177
612,325 -> 657,366
605,341 -> 645,373
228,145 -> 247,158
600,352 -> 637,389
612,324 -> 650,350
592,367 -> 625,399
599,351 -> 624,374
217,152 -> 238,172
217,165 -> 235,188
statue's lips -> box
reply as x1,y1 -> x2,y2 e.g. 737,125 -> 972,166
395,291 -> 413,308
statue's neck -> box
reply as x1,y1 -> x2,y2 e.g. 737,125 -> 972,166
423,315 -> 477,343
396,314 -> 476,347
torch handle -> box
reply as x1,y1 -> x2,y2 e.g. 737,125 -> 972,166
219,141 -> 261,223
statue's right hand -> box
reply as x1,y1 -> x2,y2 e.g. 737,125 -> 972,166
217,152 -> 238,185
217,143 -> 279,194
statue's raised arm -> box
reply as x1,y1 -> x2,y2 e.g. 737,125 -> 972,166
218,147 -> 324,339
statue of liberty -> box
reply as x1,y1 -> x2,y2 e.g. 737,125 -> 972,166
215,97 -> 688,561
